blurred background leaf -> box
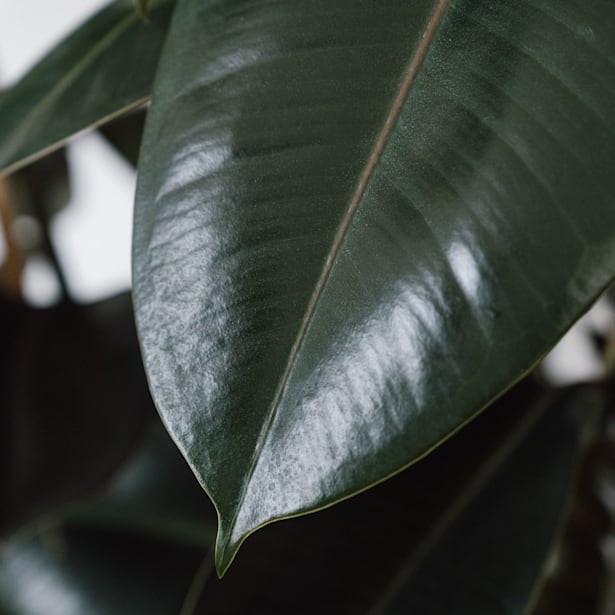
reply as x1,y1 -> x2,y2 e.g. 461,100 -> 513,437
0,292 -> 152,536
0,0 -> 174,178
0,527 -> 207,615
69,420 -> 217,548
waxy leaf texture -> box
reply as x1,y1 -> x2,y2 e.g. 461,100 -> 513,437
133,0 -> 615,574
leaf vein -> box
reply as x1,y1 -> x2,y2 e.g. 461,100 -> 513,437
223,0 -> 452,550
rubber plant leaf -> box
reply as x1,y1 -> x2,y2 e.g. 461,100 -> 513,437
0,0 -> 175,178
132,0 -> 615,575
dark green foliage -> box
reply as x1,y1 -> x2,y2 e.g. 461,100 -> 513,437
0,0 -> 613,610
133,0 -> 615,572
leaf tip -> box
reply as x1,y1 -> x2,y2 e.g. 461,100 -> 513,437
214,525 -> 244,578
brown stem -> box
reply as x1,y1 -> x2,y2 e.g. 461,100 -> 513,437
0,179 -> 25,298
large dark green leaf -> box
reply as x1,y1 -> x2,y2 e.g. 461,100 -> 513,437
189,383 -> 599,612
132,0 -> 615,574
0,0 -> 174,178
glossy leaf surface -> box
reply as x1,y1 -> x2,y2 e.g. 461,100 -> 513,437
0,0 -> 174,178
192,383 -> 597,612
133,0 -> 615,574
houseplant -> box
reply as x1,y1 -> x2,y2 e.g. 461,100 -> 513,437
1,0 -> 614,612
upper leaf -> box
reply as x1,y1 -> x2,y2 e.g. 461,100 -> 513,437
133,0 -> 615,575
0,0 -> 175,178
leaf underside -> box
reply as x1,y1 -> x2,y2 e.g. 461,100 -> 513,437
133,0 -> 615,574
0,0 -> 174,179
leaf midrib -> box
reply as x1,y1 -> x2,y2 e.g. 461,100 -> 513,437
226,0 -> 452,545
